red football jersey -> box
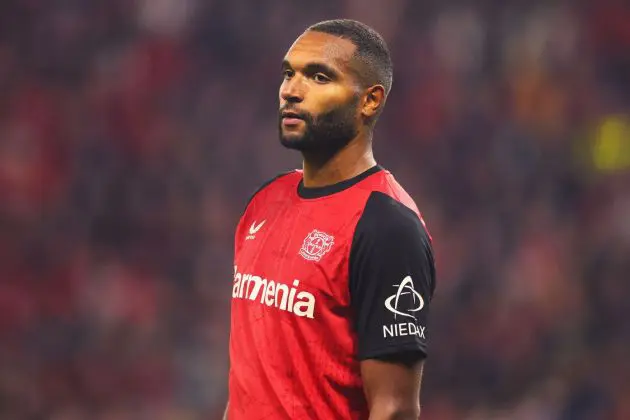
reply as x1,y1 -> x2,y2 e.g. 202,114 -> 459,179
228,165 -> 435,420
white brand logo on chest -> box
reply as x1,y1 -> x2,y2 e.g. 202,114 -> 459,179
246,220 -> 265,240
299,229 -> 334,262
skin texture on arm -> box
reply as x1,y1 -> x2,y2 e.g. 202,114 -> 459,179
362,354 -> 424,420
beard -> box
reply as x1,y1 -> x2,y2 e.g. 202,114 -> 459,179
278,96 -> 360,154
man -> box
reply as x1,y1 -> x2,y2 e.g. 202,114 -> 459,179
225,19 -> 436,420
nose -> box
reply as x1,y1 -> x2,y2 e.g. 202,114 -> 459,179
280,76 -> 304,104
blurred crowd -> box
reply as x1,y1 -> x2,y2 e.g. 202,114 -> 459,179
1,0 -> 629,419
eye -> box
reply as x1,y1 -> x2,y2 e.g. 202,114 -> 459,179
313,73 -> 331,84
282,69 -> 294,79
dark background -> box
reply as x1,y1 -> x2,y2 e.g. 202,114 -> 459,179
1,0 -> 629,418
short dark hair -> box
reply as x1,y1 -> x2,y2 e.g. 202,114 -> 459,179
307,19 -> 393,97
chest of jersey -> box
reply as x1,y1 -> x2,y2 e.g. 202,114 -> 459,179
233,197 -> 361,320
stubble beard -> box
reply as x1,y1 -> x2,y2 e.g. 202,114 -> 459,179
279,97 -> 360,155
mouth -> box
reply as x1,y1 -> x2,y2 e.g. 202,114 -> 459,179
281,111 -> 305,127
281,111 -> 304,120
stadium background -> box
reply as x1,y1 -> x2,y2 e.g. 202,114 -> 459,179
1,0 -> 629,419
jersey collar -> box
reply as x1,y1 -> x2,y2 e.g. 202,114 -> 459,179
297,165 -> 383,199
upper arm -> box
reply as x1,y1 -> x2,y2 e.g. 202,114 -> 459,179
349,192 -> 436,415
360,354 -> 424,419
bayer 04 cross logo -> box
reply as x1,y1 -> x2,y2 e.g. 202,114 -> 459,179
299,229 -> 334,262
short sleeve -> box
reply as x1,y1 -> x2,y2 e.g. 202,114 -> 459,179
349,191 -> 436,361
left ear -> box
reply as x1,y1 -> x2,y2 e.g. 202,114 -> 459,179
361,85 -> 386,119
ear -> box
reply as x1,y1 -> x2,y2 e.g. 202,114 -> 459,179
361,85 -> 386,120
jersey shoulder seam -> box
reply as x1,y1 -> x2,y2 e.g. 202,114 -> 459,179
242,170 -> 297,211
361,190 -> 420,231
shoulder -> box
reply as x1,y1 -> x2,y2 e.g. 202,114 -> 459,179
356,169 -> 428,237
349,176 -> 435,292
354,190 -> 430,246
235,170 -> 300,244
372,170 -> 421,216
241,170 -> 300,212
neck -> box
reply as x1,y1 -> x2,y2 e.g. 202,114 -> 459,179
301,131 -> 377,188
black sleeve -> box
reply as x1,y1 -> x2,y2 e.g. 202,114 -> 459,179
349,191 -> 436,361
